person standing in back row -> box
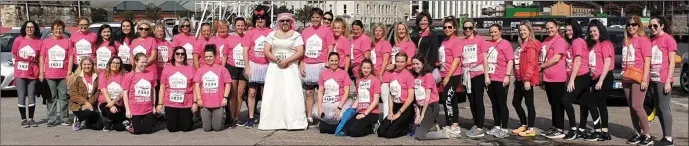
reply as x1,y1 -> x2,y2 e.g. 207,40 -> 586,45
484,24 -> 514,139
648,16 -> 677,146
461,19 -> 489,138
224,17 -> 250,127
117,20 -> 136,72
562,19 -> 591,140
301,8 -> 336,126
13,21 -> 42,128
437,16 -> 463,137
244,7 -> 273,128
40,20 -> 74,127
171,18 -> 196,65
71,17 -> 97,72
540,20 -> 568,139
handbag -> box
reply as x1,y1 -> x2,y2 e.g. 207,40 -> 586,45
675,55 -> 682,64
623,45 -> 643,83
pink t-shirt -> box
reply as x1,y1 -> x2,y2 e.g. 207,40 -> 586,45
541,35 -> 568,82
41,37 -> 72,79
651,33 -> 678,83
247,28 -> 273,64
622,36 -> 652,83
12,37 -> 41,79
415,73 -> 439,106
333,36 -> 351,68
171,34 -> 197,63
590,41 -> 615,80
318,68 -> 351,103
70,31 -> 97,64
486,39 -> 514,81
194,37 -> 221,65
130,37 -> 159,75
356,75 -> 381,114
193,64 -> 232,108
372,40 -> 392,70
161,65 -> 196,108
439,37 -> 463,77
155,39 -> 172,70
389,70 -> 414,103
98,72 -> 125,106
565,38 -> 590,77
392,40 -> 417,64
223,34 -> 249,67
302,25 -> 335,64
461,37 -> 487,78
351,34 -> 372,68
123,71 -> 157,115
118,38 -> 133,65
95,41 -> 120,71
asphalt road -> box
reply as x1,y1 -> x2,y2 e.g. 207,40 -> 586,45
1,82 -> 687,145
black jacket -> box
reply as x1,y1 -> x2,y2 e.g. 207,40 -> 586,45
412,30 -> 440,69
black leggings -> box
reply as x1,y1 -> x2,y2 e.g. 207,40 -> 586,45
319,120 -> 338,134
98,103 -> 126,130
72,108 -> 103,130
578,72 -> 612,130
130,113 -> 154,134
512,81 -> 535,128
378,103 -> 415,138
441,75 -> 463,126
487,81 -> 509,128
165,107 -> 194,132
343,113 -> 380,137
563,74 -> 591,129
544,81 -> 566,129
467,74 -> 486,128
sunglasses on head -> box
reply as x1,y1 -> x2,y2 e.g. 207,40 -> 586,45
138,27 -> 151,31
627,23 -> 639,27
463,27 -> 474,30
443,26 -> 454,29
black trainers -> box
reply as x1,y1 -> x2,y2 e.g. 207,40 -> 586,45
563,130 -> 579,140
578,129 -> 592,140
28,119 -> 38,127
657,137 -> 674,146
638,135 -> 654,146
20,120 -> 29,128
245,118 -> 255,128
544,129 -> 565,139
102,122 -> 113,132
540,127 -> 555,137
585,132 -> 602,141
626,134 -> 642,144
601,132 -> 612,141
46,121 -> 58,127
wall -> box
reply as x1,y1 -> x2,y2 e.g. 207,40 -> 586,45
1,3 -> 91,27
550,2 -> 571,16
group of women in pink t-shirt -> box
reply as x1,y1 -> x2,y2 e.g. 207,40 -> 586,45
10,8 -> 678,145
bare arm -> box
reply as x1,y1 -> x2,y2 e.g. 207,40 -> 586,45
643,57 -> 651,82
317,86 -> 325,115
222,55 -> 228,67
193,53 -> 200,69
378,53 -> 390,78
396,89 -> 415,115
147,49 -> 158,68
568,56 -> 582,83
364,93 -> 380,116
39,56 -> 45,80
667,51 -> 677,81
540,54 -> 562,69
337,85 -> 350,108
158,83 -> 166,106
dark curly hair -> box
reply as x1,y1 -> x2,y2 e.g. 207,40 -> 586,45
252,5 -> 271,28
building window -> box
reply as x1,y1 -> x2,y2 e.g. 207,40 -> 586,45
344,4 -> 347,14
357,4 -> 359,13
329,4 -> 332,11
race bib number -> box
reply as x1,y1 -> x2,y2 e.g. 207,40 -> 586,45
324,79 -> 339,103
650,45 -> 662,81
390,80 -> 402,103
254,36 -> 266,52
202,72 -> 219,89
96,47 -> 111,69
134,80 -> 152,97
358,80 -> 372,102
158,46 -> 169,63
391,47 -> 400,60
539,45 -> 548,64
463,44 -> 478,63
169,91 -> 184,103
49,61 -> 64,68
414,79 -> 426,103
276,51 -> 289,60
305,35 -> 323,58
17,61 -> 29,71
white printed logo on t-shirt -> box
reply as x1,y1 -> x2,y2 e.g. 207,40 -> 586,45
182,43 -> 194,60
438,46 -> 446,71
305,35 -> 323,58
371,49 -> 377,65
588,49 -> 596,73
233,44 -> 245,67
414,79 -> 426,105
487,46 -> 498,74
132,45 -> 147,56
157,46 -> 169,63
134,79 -> 152,101
118,44 -> 131,64
48,45 -> 66,68
96,46 -> 112,69
107,82 -> 123,101
254,36 -> 266,57
324,78 -> 339,103
169,72 -> 188,103
650,45 -> 663,81
539,45 -> 548,64
390,80 -> 402,103
357,80 -> 371,103
17,46 -> 36,71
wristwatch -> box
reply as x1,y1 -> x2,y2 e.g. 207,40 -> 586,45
276,59 -> 282,64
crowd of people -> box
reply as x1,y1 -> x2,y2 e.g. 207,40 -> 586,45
10,6 -> 678,146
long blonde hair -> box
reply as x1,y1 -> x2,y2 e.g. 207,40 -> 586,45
331,17 -> 349,38
371,23 -> 387,44
518,20 -> 536,44
624,15 -> 646,45
67,56 -> 97,86
394,22 -> 411,44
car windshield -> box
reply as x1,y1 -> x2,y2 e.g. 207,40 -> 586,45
0,33 -> 19,52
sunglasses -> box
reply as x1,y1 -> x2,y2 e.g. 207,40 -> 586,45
279,20 -> 291,23
651,24 -> 660,29
181,25 -> 191,28
175,52 -> 186,56
138,27 -> 151,31
463,27 -> 474,30
443,26 -> 454,29
627,23 -> 639,27
78,24 -> 89,27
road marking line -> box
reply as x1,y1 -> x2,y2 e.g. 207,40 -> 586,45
671,100 -> 688,108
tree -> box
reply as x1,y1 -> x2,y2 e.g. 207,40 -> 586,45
276,5 -> 293,14
145,3 -> 162,21
294,5 -> 313,27
120,10 -> 136,21
91,8 -> 109,22
177,9 -> 194,19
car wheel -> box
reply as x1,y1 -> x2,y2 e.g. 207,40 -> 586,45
681,68 -> 689,93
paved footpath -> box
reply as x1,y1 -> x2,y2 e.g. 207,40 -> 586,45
1,86 -> 687,145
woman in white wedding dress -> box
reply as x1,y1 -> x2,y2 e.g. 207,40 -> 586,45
258,13 -> 308,130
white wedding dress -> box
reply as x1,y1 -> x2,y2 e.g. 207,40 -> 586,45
258,31 -> 308,130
